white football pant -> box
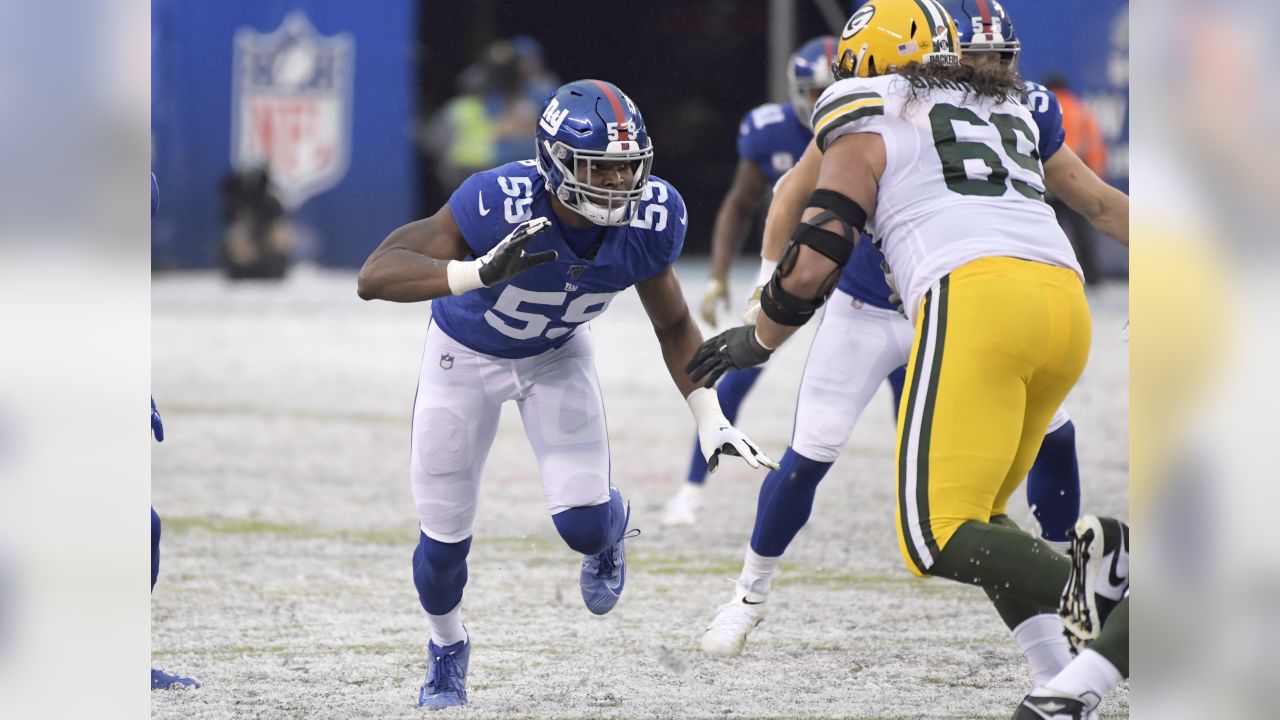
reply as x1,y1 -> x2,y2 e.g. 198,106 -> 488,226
410,322 -> 612,543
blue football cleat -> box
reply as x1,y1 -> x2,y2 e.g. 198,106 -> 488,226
151,667 -> 200,690
580,487 -> 640,615
418,638 -> 470,710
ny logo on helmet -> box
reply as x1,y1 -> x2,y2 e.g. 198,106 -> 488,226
539,98 -> 571,135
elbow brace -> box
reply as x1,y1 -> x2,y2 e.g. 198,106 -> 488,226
761,189 -> 868,326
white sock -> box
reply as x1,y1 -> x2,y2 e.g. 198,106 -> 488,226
1043,538 -> 1071,556
1047,649 -> 1123,708
738,547 -> 780,599
426,603 -> 468,647
1012,614 -> 1074,687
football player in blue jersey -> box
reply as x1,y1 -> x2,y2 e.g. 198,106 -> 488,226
357,79 -> 777,710
151,176 -> 201,691
662,37 -> 841,526
698,1 -> 1129,693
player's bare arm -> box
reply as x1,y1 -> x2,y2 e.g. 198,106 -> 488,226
640,265 -> 778,471
702,159 -> 770,325
760,140 -> 822,264
741,140 -> 824,323
357,206 -> 470,302
1044,145 -> 1130,246
358,206 -> 556,303
637,265 -> 707,398
756,131 -> 883,349
687,131 -> 882,388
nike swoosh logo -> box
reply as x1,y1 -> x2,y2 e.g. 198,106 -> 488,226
679,208 -> 688,225
741,598 -> 764,605
478,191 -> 490,216
1107,542 -> 1126,588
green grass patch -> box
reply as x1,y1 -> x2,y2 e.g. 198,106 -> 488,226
164,516 -> 413,546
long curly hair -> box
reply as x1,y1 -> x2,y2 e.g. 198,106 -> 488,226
896,59 -> 1025,106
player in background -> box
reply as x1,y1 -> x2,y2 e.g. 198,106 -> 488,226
151,177 -> 201,690
151,396 -> 199,690
698,0 -> 1128,667
663,37 -> 840,526
357,80 -> 776,710
688,1 -> 1128,711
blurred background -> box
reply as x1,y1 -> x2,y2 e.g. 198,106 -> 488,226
150,0 -> 1129,278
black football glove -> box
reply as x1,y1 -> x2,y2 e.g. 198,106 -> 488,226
477,217 -> 558,287
685,325 -> 774,388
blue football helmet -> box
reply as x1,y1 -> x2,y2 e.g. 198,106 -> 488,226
945,0 -> 1021,66
787,36 -> 837,129
534,79 -> 654,226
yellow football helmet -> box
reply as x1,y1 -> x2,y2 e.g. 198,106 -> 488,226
833,0 -> 962,79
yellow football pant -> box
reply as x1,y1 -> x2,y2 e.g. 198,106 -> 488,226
895,257 -> 1091,577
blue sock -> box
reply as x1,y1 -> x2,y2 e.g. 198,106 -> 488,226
887,365 -> 906,420
151,507 -> 161,591
749,449 -> 834,557
1026,420 -> 1081,543
684,367 -> 765,484
412,532 -> 472,615
552,487 -> 621,555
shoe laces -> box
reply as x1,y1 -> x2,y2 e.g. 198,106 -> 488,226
595,527 -> 640,578
593,503 -> 640,578
428,648 -> 465,693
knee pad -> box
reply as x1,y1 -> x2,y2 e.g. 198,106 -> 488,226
552,500 -> 612,556
412,532 -> 472,615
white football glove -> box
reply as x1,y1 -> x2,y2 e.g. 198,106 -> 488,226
686,388 -> 779,472
701,276 -> 730,327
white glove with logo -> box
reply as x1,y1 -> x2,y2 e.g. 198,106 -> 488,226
686,387 -> 779,472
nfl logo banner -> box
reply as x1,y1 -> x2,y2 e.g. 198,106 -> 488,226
232,12 -> 355,210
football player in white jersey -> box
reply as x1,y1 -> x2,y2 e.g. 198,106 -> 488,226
699,0 -> 1130,693
358,79 -> 775,709
688,1 -> 1128,715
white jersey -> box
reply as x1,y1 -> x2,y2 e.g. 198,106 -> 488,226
811,74 -> 1082,321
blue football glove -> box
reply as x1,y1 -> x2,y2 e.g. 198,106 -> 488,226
151,397 -> 164,442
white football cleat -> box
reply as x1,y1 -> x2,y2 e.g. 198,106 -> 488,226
1060,515 -> 1129,653
660,483 -> 703,527
700,581 -> 767,657
1013,686 -> 1100,720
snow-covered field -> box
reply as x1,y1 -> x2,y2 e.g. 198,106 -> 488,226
152,260 -> 1129,719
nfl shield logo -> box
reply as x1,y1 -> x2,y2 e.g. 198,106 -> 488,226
232,12 -> 355,210
568,265 -> 588,279
440,353 -> 454,370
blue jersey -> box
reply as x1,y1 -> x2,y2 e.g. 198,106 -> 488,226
835,80 -> 1068,310
736,103 -> 811,185
433,160 -> 687,358
1020,81 -> 1066,163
